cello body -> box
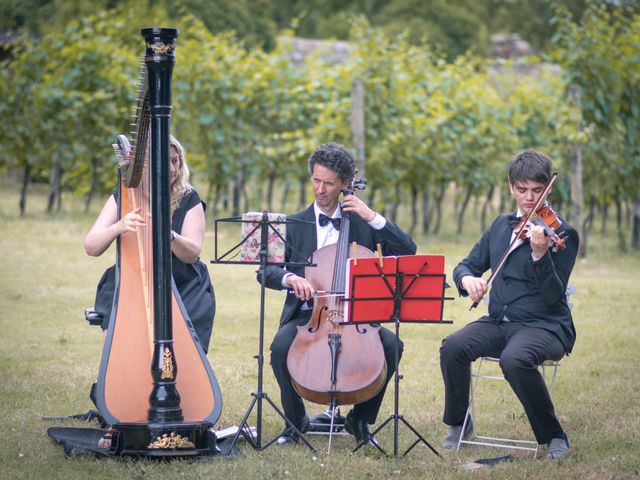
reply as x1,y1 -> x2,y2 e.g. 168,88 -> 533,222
287,244 -> 387,405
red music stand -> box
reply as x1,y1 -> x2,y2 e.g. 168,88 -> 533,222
344,254 -> 453,458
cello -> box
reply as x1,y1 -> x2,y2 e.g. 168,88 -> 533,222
286,178 -> 387,407
94,28 -> 221,455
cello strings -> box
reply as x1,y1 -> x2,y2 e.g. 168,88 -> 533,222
329,212 -> 351,325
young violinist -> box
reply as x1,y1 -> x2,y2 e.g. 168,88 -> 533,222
261,142 -> 416,446
440,149 -> 579,459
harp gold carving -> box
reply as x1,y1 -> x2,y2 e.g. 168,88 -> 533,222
161,347 -> 175,380
148,432 -> 196,449
147,42 -> 174,54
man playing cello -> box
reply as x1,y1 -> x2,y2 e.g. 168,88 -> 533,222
440,150 -> 579,460
261,142 -> 416,446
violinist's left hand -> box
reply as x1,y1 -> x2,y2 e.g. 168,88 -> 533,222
529,225 -> 549,259
342,194 -> 376,222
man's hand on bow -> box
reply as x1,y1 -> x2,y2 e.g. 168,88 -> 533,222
286,274 -> 315,301
461,275 -> 488,303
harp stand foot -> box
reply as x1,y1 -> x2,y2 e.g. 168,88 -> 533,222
110,420 -> 217,457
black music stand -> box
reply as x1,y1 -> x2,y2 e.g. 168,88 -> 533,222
345,254 -> 453,459
212,211 -> 316,453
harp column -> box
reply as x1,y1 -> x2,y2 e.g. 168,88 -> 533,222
142,27 -> 182,424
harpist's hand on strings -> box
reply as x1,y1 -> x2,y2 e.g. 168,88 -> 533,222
461,275 -> 488,303
286,274 -> 315,302
120,207 -> 146,234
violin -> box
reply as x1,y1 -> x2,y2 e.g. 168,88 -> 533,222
514,203 -> 567,251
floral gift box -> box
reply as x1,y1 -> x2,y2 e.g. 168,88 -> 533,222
240,211 -> 286,264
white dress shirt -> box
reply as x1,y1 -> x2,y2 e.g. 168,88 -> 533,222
280,202 -> 386,288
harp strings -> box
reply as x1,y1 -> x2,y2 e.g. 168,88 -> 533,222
130,67 -> 154,347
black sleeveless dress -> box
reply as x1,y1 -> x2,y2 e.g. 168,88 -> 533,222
93,189 -> 216,352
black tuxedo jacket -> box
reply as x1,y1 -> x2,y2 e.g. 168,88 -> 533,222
262,204 -> 417,326
453,211 -> 579,353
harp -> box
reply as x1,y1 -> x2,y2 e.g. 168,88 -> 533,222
94,28 -> 222,456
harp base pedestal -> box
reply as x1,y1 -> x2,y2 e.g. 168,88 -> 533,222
112,421 -> 217,457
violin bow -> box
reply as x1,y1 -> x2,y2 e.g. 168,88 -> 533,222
469,172 -> 558,310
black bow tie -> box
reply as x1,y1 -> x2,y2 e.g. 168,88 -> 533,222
319,213 -> 341,230
507,213 -> 522,229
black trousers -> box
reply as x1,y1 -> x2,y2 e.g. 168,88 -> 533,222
440,319 -> 565,444
270,312 -> 403,429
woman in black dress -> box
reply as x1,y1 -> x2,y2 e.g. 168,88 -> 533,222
84,136 -> 215,352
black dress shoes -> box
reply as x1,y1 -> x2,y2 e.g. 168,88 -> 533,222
344,411 -> 380,447
276,415 -> 310,445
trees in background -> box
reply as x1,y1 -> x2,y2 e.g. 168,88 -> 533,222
1,0 -> 616,60
0,7 -> 150,214
551,2 -> 640,251
1,2 -> 638,253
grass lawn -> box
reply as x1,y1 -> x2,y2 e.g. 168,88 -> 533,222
1,179 -> 639,479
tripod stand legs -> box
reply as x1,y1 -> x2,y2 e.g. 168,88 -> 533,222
402,417 -> 441,457
352,319 -> 442,459
225,391 -> 316,454
356,410 -> 442,458
225,393 -> 259,454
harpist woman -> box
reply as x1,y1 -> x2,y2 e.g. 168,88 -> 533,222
84,136 -> 215,352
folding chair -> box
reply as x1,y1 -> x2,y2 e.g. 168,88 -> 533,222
456,356 -> 560,457
456,285 -> 575,456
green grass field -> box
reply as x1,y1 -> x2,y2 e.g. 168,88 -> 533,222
1,179 -> 639,479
